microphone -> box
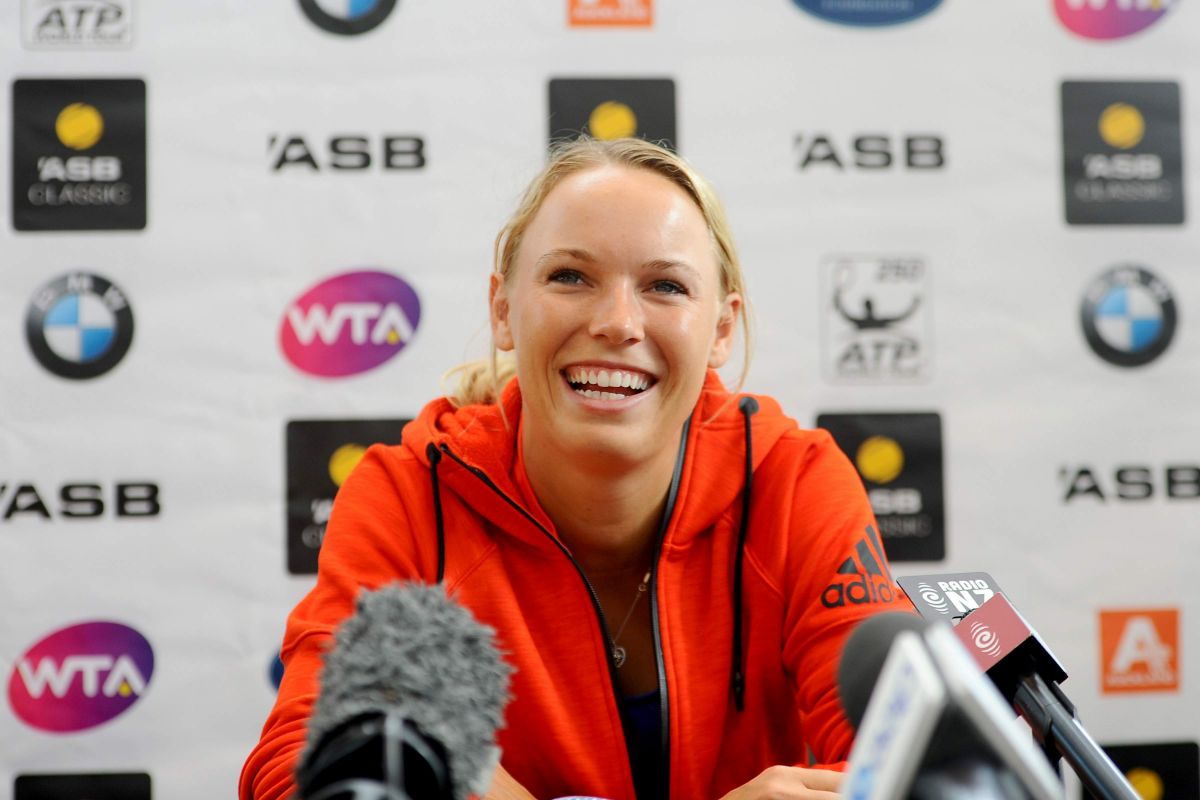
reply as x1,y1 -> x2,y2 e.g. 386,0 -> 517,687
898,574 -> 1140,800
838,612 -> 1062,800
298,583 -> 513,800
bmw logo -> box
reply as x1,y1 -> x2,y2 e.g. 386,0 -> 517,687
1080,265 -> 1176,368
298,0 -> 398,35
25,272 -> 134,380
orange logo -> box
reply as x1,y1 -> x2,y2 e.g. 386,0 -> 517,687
1099,609 -> 1179,694
568,0 -> 653,27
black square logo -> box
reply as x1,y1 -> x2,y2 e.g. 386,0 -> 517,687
1062,81 -> 1184,225
815,412 -> 945,562
1084,742 -> 1198,800
15,773 -> 151,800
12,78 -> 147,231
286,418 -> 408,575
548,78 -> 676,150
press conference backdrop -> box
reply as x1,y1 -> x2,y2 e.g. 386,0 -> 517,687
1,1 -> 1198,797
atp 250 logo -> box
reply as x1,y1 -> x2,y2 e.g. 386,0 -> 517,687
280,270 -> 421,378
8,621 -> 154,732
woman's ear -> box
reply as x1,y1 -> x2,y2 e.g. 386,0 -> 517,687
490,273 -> 514,351
708,292 -> 742,368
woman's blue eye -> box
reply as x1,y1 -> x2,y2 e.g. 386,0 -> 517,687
652,280 -> 687,295
549,269 -> 584,285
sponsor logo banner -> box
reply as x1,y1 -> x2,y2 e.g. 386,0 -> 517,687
820,255 -> 931,383
548,78 -> 676,150
1080,265 -> 1176,368
1099,609 -> 1179,694
1088,742 -> 1199,800
8,621 -> 154,732
280,270 -> 421,378
298,0 -> 396,35
12,78 -> 146,231
794,132 -> 945,171
1058,464 -> 1199,502
790,0 -> 942,27
1062,81 -> 1184,225
1055,0 -> 1176,41
569,0 -> 652,27
25,272 -> 134,380
817,412 -> 945,561
267,133 -> 426,172
15,773 -> 152,800
286,418 -> 408,574
1,481 -> 160,521
22,0 -> 133,48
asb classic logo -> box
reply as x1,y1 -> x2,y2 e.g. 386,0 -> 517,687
1080,265 -> 1176,368
1055,0 -> 1176,40
1099,609 -> 1178,693
26,272 -> 134,380
298,0 -> 397,35
790,0 -> 942,26
280,270 -> 421,378
548,78 -> 676,150
8,622 -> 154,733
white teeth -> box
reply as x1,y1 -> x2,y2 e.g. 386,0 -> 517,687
577,389 -> 626,401
565,366 -> 653,392
597,370 -> 610,388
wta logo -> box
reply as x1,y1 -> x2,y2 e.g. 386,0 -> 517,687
1055,0 -> 1175,40
8,621 -> 154,732
280,270 -> 421,377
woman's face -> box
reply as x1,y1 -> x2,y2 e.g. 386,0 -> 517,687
491,164 -> 740,468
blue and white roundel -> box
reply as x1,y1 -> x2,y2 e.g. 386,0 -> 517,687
42,292 -> 117,363
1092,283 -> 1163,354
311,0 -> 382,20
1080,265 -> 1176,368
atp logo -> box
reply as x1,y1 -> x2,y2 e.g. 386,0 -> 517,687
8,621 -> 154,732
1055,0 -> 1176,40
1100,609 -> 1178,693
280,270 -> 421,377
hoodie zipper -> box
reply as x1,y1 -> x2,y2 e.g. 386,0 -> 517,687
438,439 -> 683,800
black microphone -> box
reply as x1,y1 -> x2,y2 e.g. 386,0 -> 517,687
898,573 -> 1139,800
838,612 -> 1062,800
297,583 -> 513,800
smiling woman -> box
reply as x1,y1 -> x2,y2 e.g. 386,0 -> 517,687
240,139 -> 914,800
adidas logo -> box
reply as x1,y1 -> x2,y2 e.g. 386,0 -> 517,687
821,525 -> 897,608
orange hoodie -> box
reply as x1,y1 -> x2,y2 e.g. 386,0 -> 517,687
240,372 -> 913,799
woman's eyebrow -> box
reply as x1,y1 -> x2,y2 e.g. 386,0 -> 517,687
644,258 -> 701,280
534,248 -> 595,269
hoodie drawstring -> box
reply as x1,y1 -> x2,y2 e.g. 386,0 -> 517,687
731,396 -> 759,712
426,442 -> 446,584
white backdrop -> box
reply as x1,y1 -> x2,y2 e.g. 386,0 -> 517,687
1,1 -> 1197,797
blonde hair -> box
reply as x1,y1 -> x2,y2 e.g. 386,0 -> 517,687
447,137 -> 752,406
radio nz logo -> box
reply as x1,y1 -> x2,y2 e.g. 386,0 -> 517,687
913,578 -> 995,620
967,620 -> 1001,658
8,621 -> 154,732
280,270 -> 421,378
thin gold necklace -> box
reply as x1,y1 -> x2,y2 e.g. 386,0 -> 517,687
610,570 -> 652,669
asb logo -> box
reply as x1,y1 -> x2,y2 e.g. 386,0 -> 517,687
1058,464 -> 1199,502
821,525 -> 897,608
794,133 -> 945,171
8,622 -> 154,732
280,271 -> 421,378
12,78 -> 147,231
548,78 -> 676,150
1,481 -> 160,521
15,773 -> 152,800
299,0 -> 397,35
791,0 -> 942,26
26,272 -> 134,380
286,418 -> 408,573
22,1 -> 133,48
1055,0 -> 1176,41
268,133 -> 426,171
821,255 -> 931,383
817,412 -> 945,561
1096,742 -> 1200,800
1099,609 -> 1179,694
1062,81 -> 1184,225
1080,265 -> 1175,368
569,0 -> 653,27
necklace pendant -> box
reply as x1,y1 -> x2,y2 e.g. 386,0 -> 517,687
613,645 -> 627,669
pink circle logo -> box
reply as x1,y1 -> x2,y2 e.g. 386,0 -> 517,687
8,621 -> 154,733
1054,0 -> 1174,40
280,270 -> 422,377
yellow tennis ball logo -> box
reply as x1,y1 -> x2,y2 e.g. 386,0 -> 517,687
856,436 -> 905,485
588,101 -> 638,140
1125,768 -> 1163,800
1098,103 -> 1145,150
55,103 -> 105,150
328,443 -> 368,487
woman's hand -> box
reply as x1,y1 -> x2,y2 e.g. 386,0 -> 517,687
718,765 -> 844,800
482,764 -> 539,800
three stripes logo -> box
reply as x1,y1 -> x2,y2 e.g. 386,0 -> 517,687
821,525 -> 896,608
967,620 -> 1001,658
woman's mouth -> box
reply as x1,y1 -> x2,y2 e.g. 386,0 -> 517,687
563,366 -> 655,402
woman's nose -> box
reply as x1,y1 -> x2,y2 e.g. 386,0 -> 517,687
588,283 -> 644,344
